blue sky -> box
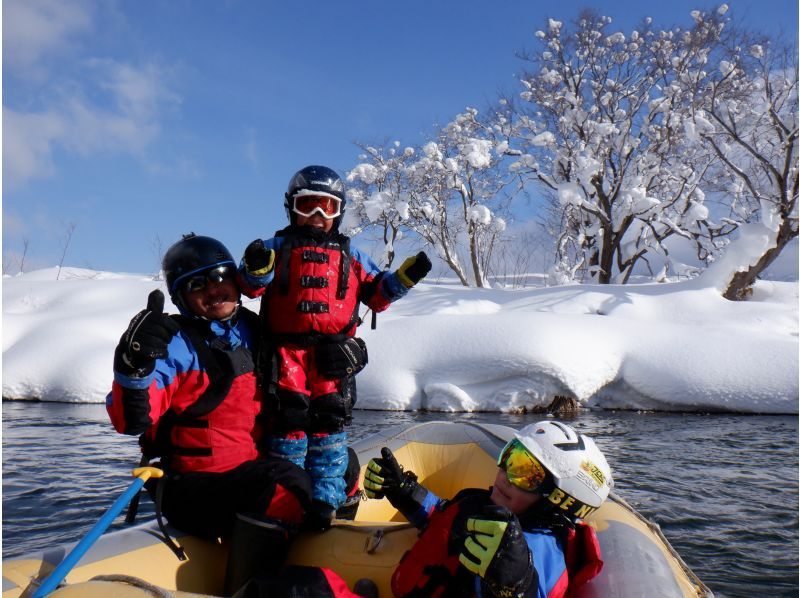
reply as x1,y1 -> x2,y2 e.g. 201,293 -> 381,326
4,0 -> 798,275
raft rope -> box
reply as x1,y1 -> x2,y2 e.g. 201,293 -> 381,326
124,456 -> 187,562
154,476 -> 187,561
89,574 -> 172,597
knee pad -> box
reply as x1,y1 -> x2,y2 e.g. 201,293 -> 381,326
309,392 -> 350,433
276,390 -> 310,431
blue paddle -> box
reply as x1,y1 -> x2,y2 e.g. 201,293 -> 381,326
30,466 -> 164,598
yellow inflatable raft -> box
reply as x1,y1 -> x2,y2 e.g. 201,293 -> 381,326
2,421 -> 713,597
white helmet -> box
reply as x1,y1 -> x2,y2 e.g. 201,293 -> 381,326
515,420 -> 613,520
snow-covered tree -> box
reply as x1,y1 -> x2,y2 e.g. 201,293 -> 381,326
676,8 -> 798,299
402,137 -> 471,286
349,108 -> 516,287
405,108 -> 513,287
510,11 -> 735,284
345,141 -> 416,268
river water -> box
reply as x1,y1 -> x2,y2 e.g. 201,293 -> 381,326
2,401 -> 798,597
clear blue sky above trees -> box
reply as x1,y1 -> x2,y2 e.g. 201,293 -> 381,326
4,0 -> 797,274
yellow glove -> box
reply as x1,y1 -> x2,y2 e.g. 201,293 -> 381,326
363,447 -> 405,499
458,506 -> 533,596
459,517 -> 508,577
395,252 -> 432,288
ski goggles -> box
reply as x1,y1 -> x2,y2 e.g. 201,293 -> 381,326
291,191 -> 342,219
498,438 -> 547,492
183,265 -> 236,293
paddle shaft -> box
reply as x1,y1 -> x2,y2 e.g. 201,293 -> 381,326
30,468 -> 161,598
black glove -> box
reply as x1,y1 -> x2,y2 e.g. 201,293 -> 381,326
243,239 -> 275,276
459,506 -> 534,598
365,448 -> 430,520
364,447 -> 405,499
396,252 -> 432,288
315,337 -> 368,379
116,290 -> 180,375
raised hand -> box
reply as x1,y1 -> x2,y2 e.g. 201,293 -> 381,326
118,290 -> 180,372
364,447 -> 406,499
396,252 -> 432,288
243,239 -> 276,277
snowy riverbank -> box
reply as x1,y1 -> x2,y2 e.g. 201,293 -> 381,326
3,260 -> 797,413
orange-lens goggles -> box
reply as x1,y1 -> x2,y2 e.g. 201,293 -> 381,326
498,439 -> 547,492
292,194 -> 341,219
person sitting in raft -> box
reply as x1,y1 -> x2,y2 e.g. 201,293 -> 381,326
364,420 -> 613,598
107,233 -> 364,596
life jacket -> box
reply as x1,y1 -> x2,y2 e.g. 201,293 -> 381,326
563,521 -> 603,596
261,227 -> 362,343
392,489 -> 604,598
139,308 -> 265,474
391,489 -> 487,598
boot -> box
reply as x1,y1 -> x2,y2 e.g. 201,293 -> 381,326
336,447 -> 361,521
224,512 -> 290,596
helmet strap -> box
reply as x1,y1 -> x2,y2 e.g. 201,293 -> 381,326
221,301 -> 241,323
518,504 -> 575,537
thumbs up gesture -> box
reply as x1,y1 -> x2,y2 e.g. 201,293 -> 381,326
119,290 -> 181,371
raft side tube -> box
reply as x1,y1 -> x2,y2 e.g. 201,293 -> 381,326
2,421 -> 712,598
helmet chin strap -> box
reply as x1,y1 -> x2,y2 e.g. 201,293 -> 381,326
517,501 -> 575,534
220,301 -> 241,323
171,292 -> 190,317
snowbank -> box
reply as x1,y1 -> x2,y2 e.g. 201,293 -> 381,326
3,263 -> 797,414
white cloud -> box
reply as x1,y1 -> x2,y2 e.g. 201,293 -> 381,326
3,109 -> 63,182
5,60 -> 180,187
4,0 -> 92,75
143,156 -> 201,179
244,127 -> 259,168
2,212 -> 28,239
4,1 -> 182,187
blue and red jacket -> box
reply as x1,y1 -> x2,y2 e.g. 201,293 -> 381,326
239,227 -> 409,340
106,308 -> 264,474
392,488 -> 602,598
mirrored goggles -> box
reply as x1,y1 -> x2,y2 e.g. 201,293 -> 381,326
183,265 -> 236,293
292,193 -> 342,219
498,438 -> 547,492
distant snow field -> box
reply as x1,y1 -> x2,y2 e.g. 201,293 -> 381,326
3,255 -> 797,414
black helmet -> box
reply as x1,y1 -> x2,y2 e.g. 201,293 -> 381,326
162,233 -> 236,310
284,165 -> 346,229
